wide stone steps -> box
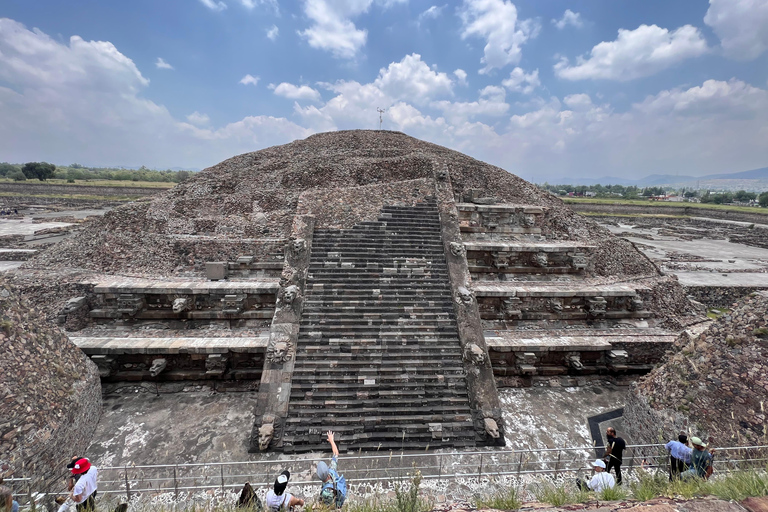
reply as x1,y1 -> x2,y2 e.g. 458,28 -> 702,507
283,200 -> 475,452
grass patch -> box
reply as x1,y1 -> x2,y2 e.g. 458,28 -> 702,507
707,308 -> 731,319
475,485 -> 522,510
562,197 -> 768,216
707,468 -> 768,501
599,485 -> 628,501
0,191 -> 138,201
630,471 -> 669,501
530,481 -> 590,506
0,178 -> 176,188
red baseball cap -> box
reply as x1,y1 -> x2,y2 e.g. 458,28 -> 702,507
68,458 -> 91,475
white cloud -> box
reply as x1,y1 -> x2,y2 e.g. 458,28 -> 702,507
199,0 -> 227,11
266,25 -> 279,41
270,82 -> 322,102
704,0 -> 768,60
635,78 -> 768,118
373,53 -> 453,104
458,0 -> 540,74
155,57 -> 174,70
186,111 -> 211,125
563,93 -> 592,110
239,74 -> 260,86
418,5 -> 445,23
299,0 -> 371,59
501,67 -> 540,94
552,9 -> 583,30
554,24 -> 708,81
240,0 -> 279,13
431,85 -> 509,123
0,19 -> 310,169
454,69 -> 468,86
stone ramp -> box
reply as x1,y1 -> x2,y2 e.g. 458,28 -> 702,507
281,200 -> 476,452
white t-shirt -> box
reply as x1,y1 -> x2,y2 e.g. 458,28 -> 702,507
265,490 -> 293,512
72,467 -> 98,503
587,471 -> 615,492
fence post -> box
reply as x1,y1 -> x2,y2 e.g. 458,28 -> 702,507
555,451 -> 561,476
479,453 -> 483,480
517,452 -> 522,479
124,466 -> 131,502
220,464 -> 225,492
174,465 -> 179,500
438,453 -> 442,482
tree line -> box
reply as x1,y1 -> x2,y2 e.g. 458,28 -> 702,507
539,183 -> 768,207
0,162 -> 194,183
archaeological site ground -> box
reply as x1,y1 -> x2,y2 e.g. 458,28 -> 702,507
1,131 -> 767,507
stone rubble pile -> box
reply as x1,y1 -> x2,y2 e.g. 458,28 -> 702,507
625,291 -> 768,446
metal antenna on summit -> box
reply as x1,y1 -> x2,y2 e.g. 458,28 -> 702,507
377,107 -> 386,130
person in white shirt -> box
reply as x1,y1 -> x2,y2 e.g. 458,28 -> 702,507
265,470 -> 304,512
576,459 -> 616,493
67,458 -> 97,511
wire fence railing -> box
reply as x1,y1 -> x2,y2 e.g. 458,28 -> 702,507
7,443 -> 764,504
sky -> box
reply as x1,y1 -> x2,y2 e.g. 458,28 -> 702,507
0,0 -> 767,182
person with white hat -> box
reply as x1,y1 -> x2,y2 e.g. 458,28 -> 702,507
681,437 -> 715,480
576,459 -> 616,493
265,470 -> 304,512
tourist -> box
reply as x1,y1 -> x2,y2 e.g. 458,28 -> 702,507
67,458 -> 98,511
604,427 -> 626,485
315,430 -> 347,508
576,459 -> 616,492
0,484 -> 19,512
665,434 -> 692,480
265,470 -> 303,512
681,437 -> 715,480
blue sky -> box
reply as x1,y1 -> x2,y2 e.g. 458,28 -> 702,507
1,0 -> 767,182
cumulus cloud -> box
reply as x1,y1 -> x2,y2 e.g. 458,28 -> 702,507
299,0 -> 371,59
270,82 -> 322,102
704,0 -> 768,60
155,57 -> 174,70
431,85 -> 509,124
373,53 -> 453,104
266,25 -> 279,41
501,67 -> 540,94
554,24 -> 708,81
199,0 -> 227,11
454,69 -> 468,86
240,0 -> 279,13
0,19 -> 309,169
459,0 -> 540,74
552,9 -> 583,30
239,74 -> 260,86
186,111 -> 211,125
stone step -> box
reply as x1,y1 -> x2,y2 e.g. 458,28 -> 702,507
299,344 -> 463,356
301,313 -> 455,321
303,301 -> 454,309
291,357 -> 464,368
284,413 -> 473,426
279,438 -> 475,454
473,282 -> 648,297
289,388 -> 471,401
302,306 -> 455,315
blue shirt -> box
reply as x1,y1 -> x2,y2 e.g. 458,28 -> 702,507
665,440 -> 692,463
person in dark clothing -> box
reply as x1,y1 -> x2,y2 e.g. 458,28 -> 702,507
604,427 -> 626,485
665,434 -> 692,480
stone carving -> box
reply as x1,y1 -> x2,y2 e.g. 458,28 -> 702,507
522,213 -> 536,228
266,335 -> 294,364
436,170 -> 449,181
492,252 -> 510,269
221,294 -> 245,314
465,343 -> 486,366
149,358 -> 168,377
279,285 -> 300,310
502,297 -> 522,319
457,286 -> 475,306
288,238 -> 307,260
628,297 -> 645,311
566,353 -> 583,370
116,293 -> 144,317
572,252 -> 589,270
449,242 -> 466,258
547,299 -> 563,313
258,423 -> 275,451
172,297 -> 191,314
91,355 -> 117,378
205,354 -> 228,375
484,417 -> 500,439
587,296 -> 608,318
531,252 -> 548,268
428,423 -> 443,440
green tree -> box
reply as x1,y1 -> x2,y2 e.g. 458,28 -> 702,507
759,192 -> 768,207
734,190 -> 756,202
9,170 -> 26,181
21,162 -> 56,181
0,162 -> 18,177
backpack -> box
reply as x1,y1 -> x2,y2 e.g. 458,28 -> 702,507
320,471 -> 347,508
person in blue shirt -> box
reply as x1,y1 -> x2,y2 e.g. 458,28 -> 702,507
665,434 -> 692,480
314,431 -> 347,508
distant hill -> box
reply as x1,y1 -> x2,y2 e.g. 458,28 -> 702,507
552,166 -> 768,189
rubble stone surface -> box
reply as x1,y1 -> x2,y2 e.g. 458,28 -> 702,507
625,291 -> 768,447
0,278 -> 102,491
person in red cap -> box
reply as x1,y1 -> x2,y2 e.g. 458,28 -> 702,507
67,458 -> 98,511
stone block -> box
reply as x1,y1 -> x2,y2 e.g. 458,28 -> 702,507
206,261 -> 228,281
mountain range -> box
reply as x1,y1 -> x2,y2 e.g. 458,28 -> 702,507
547,166 -> 768,189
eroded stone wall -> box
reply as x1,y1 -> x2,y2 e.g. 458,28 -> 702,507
0,279 -> 102,492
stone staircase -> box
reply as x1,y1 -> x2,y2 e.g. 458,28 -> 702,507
282,200 -> 476,452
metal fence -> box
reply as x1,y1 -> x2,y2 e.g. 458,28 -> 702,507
86,443 -> 768,501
